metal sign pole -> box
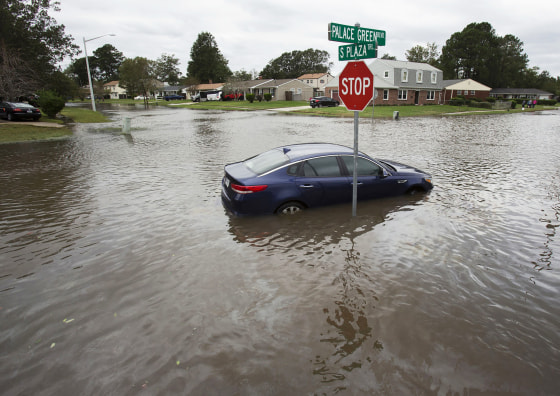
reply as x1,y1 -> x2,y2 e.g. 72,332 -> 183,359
352,110 -> 359,216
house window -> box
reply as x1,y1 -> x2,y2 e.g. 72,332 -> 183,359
398,90 -> 407,100
457,90 -> 462,95
401,69 -> 408,82
416,71 -> 423,83
320,79 -> 325,83
297,88 -> 302,94
431,72 -> 437,84
427,91 -> 435,100
470,90 -> 475,95
384,71 -> 389,78
383,89 -> 389,100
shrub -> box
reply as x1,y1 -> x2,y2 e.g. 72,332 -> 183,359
256,95 -> 263,102
37,90 -> 65,118
263,93 -> 272,102
449,97 -> 465,106
510,100 -> 517,109
246,94 -> 255,103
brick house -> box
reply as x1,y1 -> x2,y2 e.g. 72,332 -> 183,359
442,79 -> 491,102
326,59 -> 445,106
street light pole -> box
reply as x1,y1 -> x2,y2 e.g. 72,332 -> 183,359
83,34 -> 116,112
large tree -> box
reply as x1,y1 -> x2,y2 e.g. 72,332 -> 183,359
118,57 -> 156,97
187,32 -> 231,83
439,22 -> 528,87
0,0 -> 79,99
405,42 -> 439,67
260,49 -> 332,79
154,53 -> 182,85
93,44 -> 124,83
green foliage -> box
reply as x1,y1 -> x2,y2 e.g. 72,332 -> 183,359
246,94 -> 255,103
260,49 -> 332,79
405,42 -> 440,67
187,32 -> 232,83
154,53 -> 182,85
0,0 -> 79,99
37,90 -> 66,118
92,44 -> 124,83
439,22 -> 528,88
510,101 -> 517,109
119,57 -> 155,97
263,93 -> 272,102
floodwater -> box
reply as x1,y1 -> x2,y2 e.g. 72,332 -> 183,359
1,105 -> 559,395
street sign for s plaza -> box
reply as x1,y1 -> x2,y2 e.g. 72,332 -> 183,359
328,22 -> 386,47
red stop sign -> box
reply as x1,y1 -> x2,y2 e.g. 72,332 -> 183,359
339,61 -> 374,111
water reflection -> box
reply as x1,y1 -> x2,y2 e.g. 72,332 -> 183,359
227,195 -> 426,385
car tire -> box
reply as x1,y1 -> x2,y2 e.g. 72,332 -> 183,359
276,201 -> 305,215
7,113 -> 13,121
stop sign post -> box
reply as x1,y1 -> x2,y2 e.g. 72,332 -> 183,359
338,61 -> 374,111
338,61 -> 374,216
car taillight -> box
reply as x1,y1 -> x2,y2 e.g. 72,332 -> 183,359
231,184 -> 268,194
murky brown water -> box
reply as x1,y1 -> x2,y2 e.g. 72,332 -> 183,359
1,105 -> 559,395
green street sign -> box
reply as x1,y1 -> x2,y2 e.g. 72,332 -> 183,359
338,43 -> 377,61
328,22 -> 386,46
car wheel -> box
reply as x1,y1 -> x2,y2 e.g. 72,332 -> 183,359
276,201 -> 305,215
7,113 -> 13,121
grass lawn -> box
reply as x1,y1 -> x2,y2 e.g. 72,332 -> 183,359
0,106 -> 110,144
0,124 -> 73,143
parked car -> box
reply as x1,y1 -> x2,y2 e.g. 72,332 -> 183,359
134,95 -> 148,100
0,102 -> 41,121
309,96 -> 340,108
206,90 -> 222,101
222,93 -> 244,101
221,143 -> 433,216
164,94 -> 184,101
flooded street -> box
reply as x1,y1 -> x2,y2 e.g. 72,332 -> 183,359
1,105 -> 559,395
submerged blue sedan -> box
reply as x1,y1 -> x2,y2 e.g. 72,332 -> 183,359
221,143 -> 433,216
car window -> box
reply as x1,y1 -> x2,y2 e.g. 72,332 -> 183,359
303,156 -> 342,177
244,149 -> 290,175
342,156 -> 382,176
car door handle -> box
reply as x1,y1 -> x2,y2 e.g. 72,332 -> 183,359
351,182 -> 364,185
299,184 -> 315,188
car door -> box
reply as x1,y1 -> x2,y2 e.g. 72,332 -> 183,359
294,156 -> 352,207
341,156 -> 398,199
0,103 -> 7,118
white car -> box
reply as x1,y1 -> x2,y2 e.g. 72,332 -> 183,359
134,95 -> 147,100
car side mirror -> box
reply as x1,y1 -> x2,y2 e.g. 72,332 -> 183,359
381,168 -> 390,178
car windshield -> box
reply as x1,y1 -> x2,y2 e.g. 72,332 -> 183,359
244,148 -> 290,175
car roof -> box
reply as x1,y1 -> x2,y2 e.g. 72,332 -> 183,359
276,143 -> 358,161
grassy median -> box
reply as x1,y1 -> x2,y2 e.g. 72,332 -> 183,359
0,107 -> 109,144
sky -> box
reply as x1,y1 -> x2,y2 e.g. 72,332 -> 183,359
54,0 -> 560,81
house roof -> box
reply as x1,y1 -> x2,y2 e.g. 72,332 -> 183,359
369,58 -> 442,73
227,79 -> 273,89
442,79 -> 491,91
490,88 -> 553,95
298,73 -> 331,79
194,83 -> 224,91
325,73 -> 397,90
103,81 -> 119,87
255,79 -> 310,88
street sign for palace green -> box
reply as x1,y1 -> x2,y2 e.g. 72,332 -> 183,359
338,43 -> 377,61
328,22 -> 386,47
